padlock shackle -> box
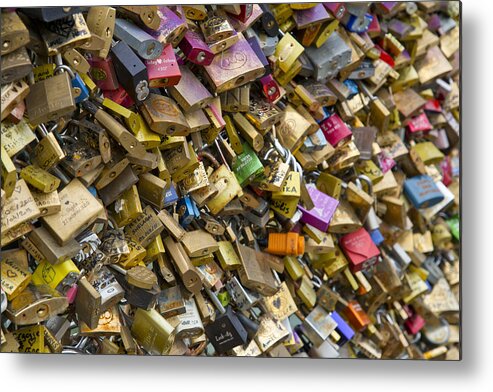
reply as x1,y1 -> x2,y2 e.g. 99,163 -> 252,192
54,64 -> 76,79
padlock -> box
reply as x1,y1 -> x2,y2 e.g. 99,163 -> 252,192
60,138 -> 102,177
403,175 -> 445,209
205,165 -> 243,215
276,104 -> 312,152
158,285 -> 186,317
270,170 -> 301,219
145,44 -> 181,88
30,190 -> 61,218
114,18 -> 164,60
1,179 -> 40,233
131,308 -> 176,355
168,65 -> 212,111
142,6 -> 187,47
31,258 -> 79,294
1,120 -> 35,159
180,230 -> 219,258
40,179 -> 104,245
37,13 -> 91,55
299,184 -> 339,232
1,46 -> 32,84
82,100 -> 147,157
0,258 -> 32,301
178,30 -> 215,66
110,40 -> 150,102
1,145 -> 17,198
1,11 -> 30,56
176,195 -> 201,227
203,33 -> 265,93
124,205 -> 164,248
140,94 -> 190,136
26,226 -> 81,265
118,5 -> 161,31
163,236 -> 202,294
5,284 -> 68,326
236,243 -> 278,296
86,6 -> 116,59
25,68 -> 75,126
231,143 -> 264,187
89,56 -> 119,91
171,297 -> 205,340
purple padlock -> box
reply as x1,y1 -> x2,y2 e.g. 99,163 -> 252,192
320,113 -> 352,147
293,4 -> 331,29
299,184 -> 339,232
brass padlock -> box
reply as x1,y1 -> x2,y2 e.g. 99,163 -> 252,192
41,179 -> 104,245
124,205 -> 164,248
1,145 -> 17,198
32,132 -> 66,170
140,94 -> 190,136
1,258 -> 32,301
6,284 -> 68,326
131,308 -> 176,355
26,67 -> 76,126
1,179 -> 41,233
1,80 -> 30,121
1,46 -> 32,84
37,13 -> 91,55
25,226 -> 80,265
163,236 -> 203,294
206,165 -> 243,215
1,12 -> 30,56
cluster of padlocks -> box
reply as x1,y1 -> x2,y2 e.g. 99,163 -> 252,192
1,3 -> 460,359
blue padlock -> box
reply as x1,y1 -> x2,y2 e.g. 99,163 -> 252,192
163,184 -> 179,208
330,311 -> 355,346
403,175 -> 445,209
176,195 -> 200,227
343,79 -> 359,97
55,65 -> 90,104
369,229 -> 385,246
343,13 -> 373,33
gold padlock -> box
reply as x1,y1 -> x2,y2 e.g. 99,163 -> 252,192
140,94 -> 190,136
124,205 -> 164,247
41,179 -> 104,245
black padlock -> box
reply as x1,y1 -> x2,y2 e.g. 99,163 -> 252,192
204,306 -> 248,354
111,40 -> 149,102
258,4 -> 279,37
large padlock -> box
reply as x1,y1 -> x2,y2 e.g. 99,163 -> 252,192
26,68 -> 76,126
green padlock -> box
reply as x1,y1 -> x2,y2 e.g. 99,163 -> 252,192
232,143 -> 264,187
447,216 -> 460,240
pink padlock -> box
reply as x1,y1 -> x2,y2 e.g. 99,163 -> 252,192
178,30 -> 215,66
320,113 -> 352,147
66,284 -> 78,305
146,44 -> 182,87
407,112 -> 432,133
404,313 -> 426,335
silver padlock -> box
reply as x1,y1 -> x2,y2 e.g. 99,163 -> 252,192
304,31 -> 352,82
114,18 -> 164,60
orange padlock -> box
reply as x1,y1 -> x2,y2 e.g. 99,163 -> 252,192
266,232 -> 305,256
344,300 -> 371,332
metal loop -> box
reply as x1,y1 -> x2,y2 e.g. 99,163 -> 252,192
54,65 -> 75,79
